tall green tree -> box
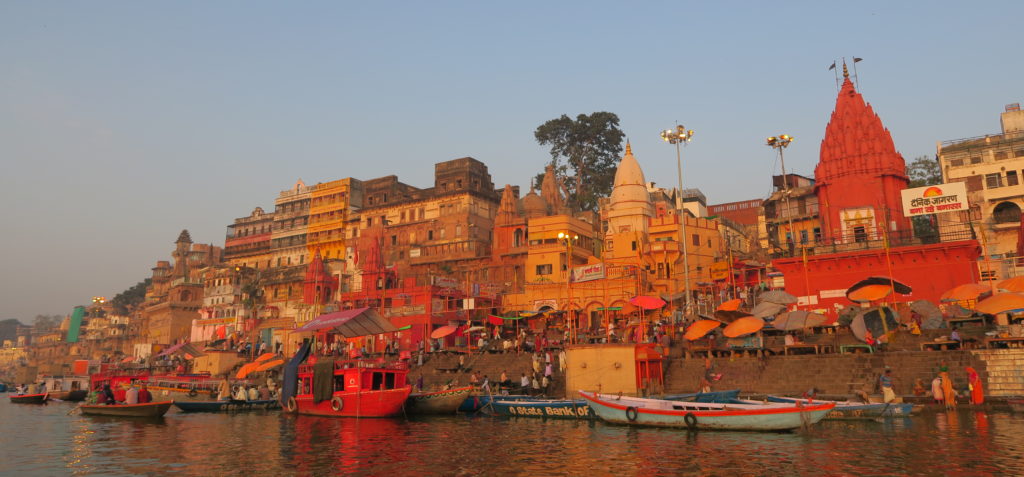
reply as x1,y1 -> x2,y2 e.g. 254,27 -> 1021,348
905,155 -> 943,241
534,112 -> 625,212
111,278 -> 152,315
33,314 -> 61,330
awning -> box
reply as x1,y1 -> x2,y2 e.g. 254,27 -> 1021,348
156,342 -> 206,358
294,307 -> 398,337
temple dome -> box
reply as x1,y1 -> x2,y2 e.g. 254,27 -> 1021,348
521,190 -> 549,218
609,143 -> 650,206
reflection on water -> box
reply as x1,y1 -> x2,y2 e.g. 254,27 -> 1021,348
3,399 -> 1024,476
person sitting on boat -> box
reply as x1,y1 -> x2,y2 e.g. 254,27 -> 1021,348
480,375 -> 490,393
124,385 -> 139,405
248,385 -> 259,401
217,377 -> 232,401
258,385 -> 271,401
499,370 -> 511,389
138,384 -> 152,404
233,385 -> 248,402
469,372 -> 479,386
531,373 -> 541,395
100,384 -> 116,405
520,373 -> 530,392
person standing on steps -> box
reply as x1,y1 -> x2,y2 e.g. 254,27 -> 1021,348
879,369 -> 896,403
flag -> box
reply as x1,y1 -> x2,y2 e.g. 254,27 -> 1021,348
828,61 -> 836,71
853,57 -> 863,63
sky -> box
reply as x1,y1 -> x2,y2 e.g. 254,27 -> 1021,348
2,1 -> 1022,322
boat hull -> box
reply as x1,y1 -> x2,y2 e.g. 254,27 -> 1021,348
173,399 -> 280,413
10,393 -> 49,404
580,391 -> 833,431
458,394 -> 532,413
489,398 -> 594,420
767,396 -> 916,419
80,401 -> 173,417
49,390 -> 89,402
293,387 -> 411,417
407,386 -> 474,415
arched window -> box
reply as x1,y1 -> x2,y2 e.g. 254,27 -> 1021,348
513,229 -> 524,247
993,201 -> 1021,224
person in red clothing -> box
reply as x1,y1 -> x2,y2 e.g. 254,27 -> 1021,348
137,383 -> 153,404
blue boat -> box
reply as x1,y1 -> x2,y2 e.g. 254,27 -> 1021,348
766,396 -> 915,419
457,394 -> 531,413
173,399 -> 280,413
486,390 -> 743,420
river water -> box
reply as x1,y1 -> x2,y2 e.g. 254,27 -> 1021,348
3,398 -> 1024,476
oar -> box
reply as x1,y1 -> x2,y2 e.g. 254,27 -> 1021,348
67,404 -> 82,415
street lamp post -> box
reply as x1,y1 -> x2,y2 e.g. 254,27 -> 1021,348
766,134 -> 796,253
558,231 -> 579,345
661,125 -> 695,319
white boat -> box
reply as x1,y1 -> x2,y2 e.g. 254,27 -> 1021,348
579,391 -> 834,431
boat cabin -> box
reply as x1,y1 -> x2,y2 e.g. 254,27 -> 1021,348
297,358 -> 409,395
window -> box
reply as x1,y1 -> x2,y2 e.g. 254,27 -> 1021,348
995,151 -> 1009,160
631,241 -> 637,251
456,224 -> 462,236
970,156 -> 982,164
367,218 -> 373,227
428,230 -> 434,240
1008,171 -> 1019,187
536,264 -> 553,275
692,234 -> 700,247
813,227 -> 822,241
800,230 -> 809,244
391,235 -> 397,245
853,226 -> 868,243
993,202 -> 1021,224
986,173 -> 1004,189
440,227 -> 446,239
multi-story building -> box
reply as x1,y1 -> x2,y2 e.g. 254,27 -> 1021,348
224,207 -> 275,269
709,199 -> 763,226
307,178 -> 364,262
762,174 -> 821,255
938,103 -> 1024,268
140,230 -> 223,346
270,179 -> 313,268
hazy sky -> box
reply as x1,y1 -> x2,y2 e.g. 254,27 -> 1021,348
2,1 -> 1022,322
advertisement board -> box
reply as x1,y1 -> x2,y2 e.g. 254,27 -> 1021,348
900,182 -> 968,217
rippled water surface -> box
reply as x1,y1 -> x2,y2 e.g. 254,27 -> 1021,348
3,397 -> 1024,476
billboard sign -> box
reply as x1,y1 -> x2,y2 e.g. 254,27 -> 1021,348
900,183 -> 968,217
570,263 -> 605,283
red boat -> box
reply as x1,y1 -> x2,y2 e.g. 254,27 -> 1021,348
10,393 -> 49,404
287,358 -> 411,418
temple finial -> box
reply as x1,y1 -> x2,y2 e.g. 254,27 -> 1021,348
625,140 -> 632,156
842,61 -> 849,79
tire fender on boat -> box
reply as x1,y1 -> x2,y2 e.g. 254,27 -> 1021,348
331,396 -> 344,412
286,396 -> 297,413
188,388 -> 198,398
625,406 -> 638,422
684,412 -> 698,429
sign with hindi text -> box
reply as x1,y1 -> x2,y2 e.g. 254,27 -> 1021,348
570,263 -> 605,283
900,183 -> 968,217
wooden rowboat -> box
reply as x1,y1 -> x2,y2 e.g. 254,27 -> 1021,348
766,395 -> 916,419
173,399 -> 280,413
80,401 -> 173,417
487,390 -> 743,420
579,391 -> 834,431
49,390 -> 89,402
10,393 -> 49,404
407,386 -> 474,415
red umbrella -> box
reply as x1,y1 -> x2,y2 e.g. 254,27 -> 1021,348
723,316 -> 765,338
717,299 -> 743,311
430,325 -> 457,339
629,296 -> 666,310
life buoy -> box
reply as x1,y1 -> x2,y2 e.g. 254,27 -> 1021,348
684,412 -> 698,429
331,396 -> 344,412
286,396 -> 298,413
188,388 -> 198,398
625,406 -> 638,422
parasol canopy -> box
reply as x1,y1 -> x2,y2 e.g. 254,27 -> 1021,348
910,300 -> 944,330
295,307 -> 398,337
758,290 -> 798,305
255,359 -> 285,372
254,353 -> 277,363
997,276 -> 1024,293
714,310 -> 753,322
236,362 -> 261,379
683,320 -> 721,341
846,276 -> 912,303
940,283 -> 990,302
771,310 -> 828,330
717,299 -> 743,312
975,292 -> 1024,315
751,301 -> 786,319
630,295 -> 667,310
850,307 -> 899,342
430,325 -> 457,339
723,316 -> 765,338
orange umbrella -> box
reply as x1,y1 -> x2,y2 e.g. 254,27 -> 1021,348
723,316 -> 765,338
254,353 -> 277,363
975,293 -> 1024,315
717,299 -> 743,311
997,276 -> 1024,292
255,359 -> 285,372
430,325 -> 457,339
235,362 -> 260,379
683,320 -> 721,341
629,295 -> 667,310
847,284 -> 893,303
940,283 -> 990,302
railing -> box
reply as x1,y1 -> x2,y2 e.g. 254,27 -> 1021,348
769,226 -> 977,260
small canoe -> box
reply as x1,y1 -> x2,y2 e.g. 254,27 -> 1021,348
10,393 -> 49,404
80,401 -> 173,417
174,399 -> 280,413
489,397 -> 594,419
766,396 -> 916,419
458,393 -> 532,413
407,386 -> 474,415
579,391 -> 834,431
49,390 -> 89,402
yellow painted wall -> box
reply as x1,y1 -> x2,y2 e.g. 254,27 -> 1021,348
191,350 -> 245,377
565,344 -> 637,396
